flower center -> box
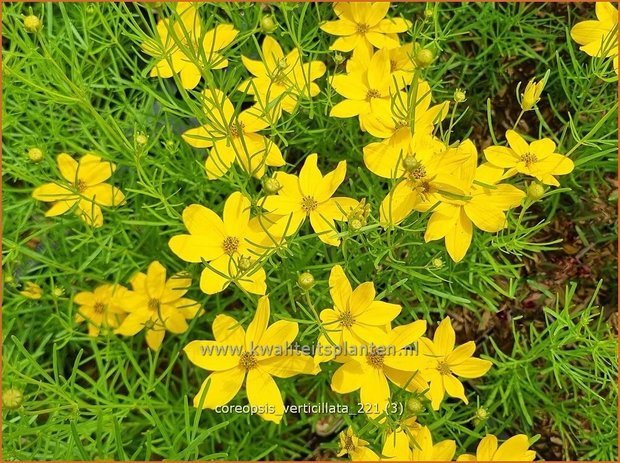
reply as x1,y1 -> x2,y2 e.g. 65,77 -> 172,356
93,302 -> 105,314
356,23 -> 370,34
148,298 -> 160,311
239,351 -> 258,370
76,180 -> 87,193
436,360 -> 451,375
366,88 -> 381,101
366,350 -> 385,369
520,152 -> 538,166
339,310 -> 355,328
344,435 -> 356,452
395,119 -> 409,129
390,59 -> 398,72
222,236 -> 240,255
301,195 -> 318,213
229,121 -> 245,138
408,164 -> 427,180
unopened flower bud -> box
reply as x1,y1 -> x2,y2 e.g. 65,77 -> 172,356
415,48 -> 434,67
53,287 -> 65,297
349,217 -> 364,231
402,155 -> 419,171
27,147 -> 44,162
424,9 -> 434,19
260,15 -> 277,33
431,257 -> 444,269
264,177 -> 281,194
238,256 -> 252,271
24,15 -> 42,33
135,133 -> 148,146
3,387 -> 24,410
453,88 -> 467,103
527,182 -> 545,200
334,52 -> 345,65
298,272 -> 315,290
473,406 -> 489,426
406,397 -> 425,414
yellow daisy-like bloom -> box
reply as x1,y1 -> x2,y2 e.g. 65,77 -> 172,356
378,141 -> 472,226
239,36 -> 326,114
74,284 -> 128,337
143,3 -> 238,89
331,320 -> 427,420
320,3 -> 411,55
19,282 -> 43,300
484,130 -> 574,186
570,2 -> 618,73
338,427 -> 379,460
182,89 -> 284,179
315,265 -> 401,363
115,261 -> 202,351
418,317 -> 492,411
32,153 -> 125,228
382,425 -> 456,461
169,192 -> 269,296
184,296 -> 319,423
457,434 -> 536,461
329,49 -> 408,125
261,153 -> 359,246
424,140 -> 525,262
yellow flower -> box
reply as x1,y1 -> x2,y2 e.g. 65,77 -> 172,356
570,2 -> 618,73
338,427 -> 379,460
115,261 -> 201,351
315,265 -> 401,363
320,3 -> 411,55
32,153 -> 125,227
261,153 -> 359,246
74,284 -> 128,337
331,320 -> 427,420
182,89 -> 284,179
520,76 -> 546,111
418,317 -> 492,410
183,296 -> 319,423
20,282 -> 43,300
424,140 -> 525,262
382,425 -> 455,461
143,3 -> 238,89
239,36 -> 326,114
484,130 -> 574,186
329,49 -> 407,125
379,142 -> 472,226
457,434 -> 536,461
169,192 -> 269,295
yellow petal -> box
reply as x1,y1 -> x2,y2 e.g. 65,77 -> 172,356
443,374 -> 467,403
169,234 -> 225,263
330,99 -> 366,118
450,358 -> 492,378
246,368 -> 284,423
223,191 -> 251,236
184,340 -> 241,371
115,312 -> 149,336
505,130 -> 529,156
237,266 -> 267,295
145,328 -> 166,350
83,184 -> 125,207
57,153 -> 78,183
183,125 -> 215,148
494,435 -> 536,462
179,63 -> 201,89
32,183 -> 76,202
444,208 -> 473,262
213,314 -> 246,344
259,351 -> 319,378
77,154 -> 115,186
359,369 -> 390,419
476,435 -> 499,461
201,23 -> 238,52
299,153 -> 323,197
246,295 -> 270,350
433,317 -> 455,356
331,359 -> 364,393
320,19 -> 358,36
309,211 -> 340,246
193,367 -> 245,409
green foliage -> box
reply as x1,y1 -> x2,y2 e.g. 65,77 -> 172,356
2,2 -> 617,461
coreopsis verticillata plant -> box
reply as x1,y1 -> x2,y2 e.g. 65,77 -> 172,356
320,3 -> 411,55
329,48 -> 408,126
457,434 -> 536,461
314,265 -> 401,363
114,261 -> 202,351
423,140 -> 525,262
331,320 -> 427,420
169,192 -> 271,295
183,296 -> 319,423
74,284 -> 128,337
378,142 -> 471,226
418,317 -> 492,410
182,88 -> 284,179
238,36 -> 326,114
337,427 -> 379,461
570,2 -> 618,73
261,153 -> 359,246
32,153 -> 125,227
142,2 -> 238,89
19,282 -> 43,299
484,130 -> 575,186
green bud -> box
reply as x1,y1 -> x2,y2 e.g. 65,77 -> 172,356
260,15 -> 277,33
453,88 -> 467,103
24,15 -> 42,33
406,396 -> 425,414
3,387 -> 24,410
527,182 -> 545,200
27,147 -> 44,162
238,256 -> 252,271
264,177 -> 281,194
298,272 -> 315,290
402,156 -> 419,171
415,48 -> 434,67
